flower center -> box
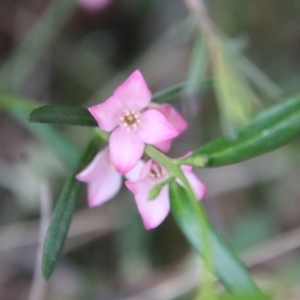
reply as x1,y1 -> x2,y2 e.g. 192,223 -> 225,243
119,110 -> 141,131
148,162 -> 167,181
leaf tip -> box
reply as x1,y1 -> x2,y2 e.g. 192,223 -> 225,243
41,259 -> 53,280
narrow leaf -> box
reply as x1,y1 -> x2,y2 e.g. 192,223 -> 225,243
169,181 -> 264,296
188,94 -> 300,167
30,104 -> 97,126
42,135 -> 101,279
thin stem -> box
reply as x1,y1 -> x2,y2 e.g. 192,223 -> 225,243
145,145 -> 198,202
146,144 -> 215,298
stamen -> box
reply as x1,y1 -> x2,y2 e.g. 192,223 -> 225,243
148,162 -> 166,180
119,109 -> 141,131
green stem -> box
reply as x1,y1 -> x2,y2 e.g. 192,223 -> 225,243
145,145 -> 215,296
145,145 -> 200,201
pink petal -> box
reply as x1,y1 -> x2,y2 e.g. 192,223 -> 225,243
78,0 -> 110,12
137,109 -> 178,144
149,103 -> 188,134
150,104 -> 187,152
88,96 -> 123,132
184,171 -> 208,200
125,160 -> 152,194
139,186 -> 170,230
154,140 -> 172,152
109,127 -> 145,174
113,70 -> 151,110
181,164 -> 193,173
132,180 -> 170,230
76,149 -> 122,207
124,160 -> 145,182
126,160 -> 170,229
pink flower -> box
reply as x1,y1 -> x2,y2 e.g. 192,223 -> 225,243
125,157 -> 207,230
78,0 -> 110,12
89,70 -> 179,174
76,147 -> 142,207
149,103 -> 188,152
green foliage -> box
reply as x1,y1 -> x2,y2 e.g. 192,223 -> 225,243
30,104 -> 98,127
42,135 -> 101,279
169,181 -> 263,296
187,94 -> 300,167
148,177 -> 174,200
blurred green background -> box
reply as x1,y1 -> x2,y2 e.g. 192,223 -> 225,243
1,0 -> 300,299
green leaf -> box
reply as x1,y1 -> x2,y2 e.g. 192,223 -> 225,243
42,135 -> 101,279
148,177 -> 174,200
188,94 -> 300,167
0,95 -> 80,168
30,104 -> 97,126
169,181 -> 263,295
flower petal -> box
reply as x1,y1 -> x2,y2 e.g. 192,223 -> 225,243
113,70 -> 151,110
150,103 -> 188,134
126,159 -> 170,229
109,127 -> 145,174
133,181 -> 170,230
184,171 -> 208,200
87,168 -> 122,207
151,105 -> 187,152
88,96 -> 123,132
138,109 -> 178,144
76,149 -> 122,207
125,159 -> 145,182
154,140 -> 172,152
125,160 -> 152,194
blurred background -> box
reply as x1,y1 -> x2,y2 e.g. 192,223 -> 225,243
1,0 -> 300,299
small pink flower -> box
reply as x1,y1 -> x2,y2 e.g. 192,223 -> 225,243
149,103 -> 188,152
78,0 -> 110,12
125,156 -> 207,230
76,147 -> 142,207
89,70 -> 179,174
